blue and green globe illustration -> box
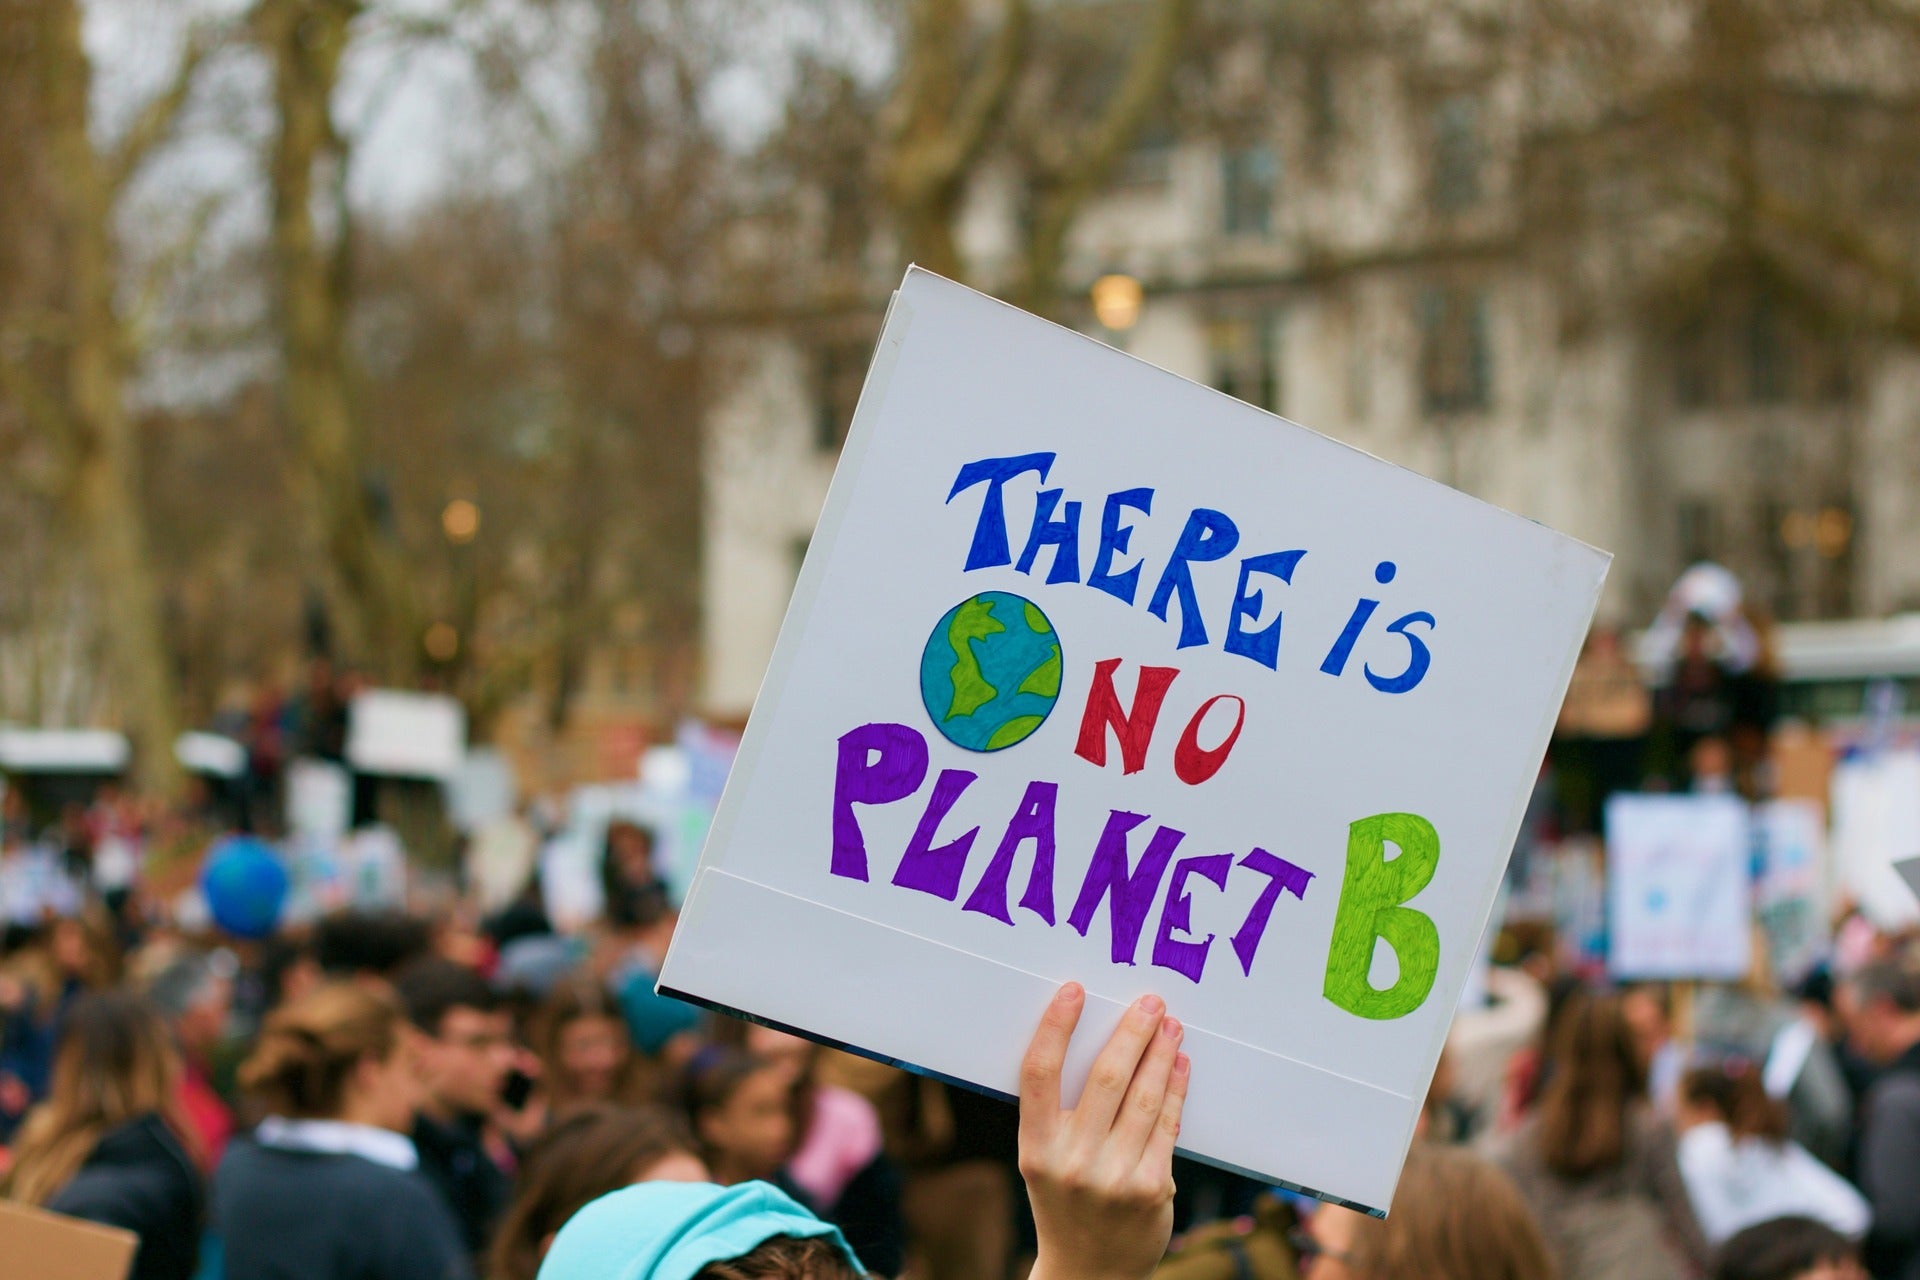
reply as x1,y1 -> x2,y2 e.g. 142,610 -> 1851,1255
919,591 -> 1063,752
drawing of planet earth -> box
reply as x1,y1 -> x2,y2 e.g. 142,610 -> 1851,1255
919,591 -> 1063,752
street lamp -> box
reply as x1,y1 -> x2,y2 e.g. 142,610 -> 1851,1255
442,499 -> 480,544
1091,273 -> 1143,331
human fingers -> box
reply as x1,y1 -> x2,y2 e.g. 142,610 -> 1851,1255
1112,1014 -> 1182,1164
1020,982 -> 1084,1146
1073,993 -> 1166,1138
1141,1050 -> 1190,1178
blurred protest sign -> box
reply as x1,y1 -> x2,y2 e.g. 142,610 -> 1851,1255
1897,855 -> 1920,903
661,268 -> 1608,1212
446,748 -> 516,832
0,1200 -> 136,1280
1754,799 -> 1829,982
1606,794 -> 1752,980
286,758 -> 352,842
1831,749 -> 1920,928
346,689 -> 465,779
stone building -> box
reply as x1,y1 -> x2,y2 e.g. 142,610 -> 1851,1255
700,30 -> 1920,718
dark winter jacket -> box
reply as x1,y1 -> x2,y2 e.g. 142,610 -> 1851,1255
46,1112 -> 204,1280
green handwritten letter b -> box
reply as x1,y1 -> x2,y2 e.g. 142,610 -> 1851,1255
1322,813 -> 1441,1020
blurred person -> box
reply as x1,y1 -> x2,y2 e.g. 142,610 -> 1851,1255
4,991 -> 203,1280
1656,611 -> 1738,788
212,982 -> 468,1280
531,977 -> 650,1113
1843,960 -> 1920,1280
679,1047 -> 798,1187
596,849 -> 703,1069
1717,1216 -> 1868,1280
539,982 -> 1189,1280
313,909 -> 433,984
395,957 -> 524,1261
1622,982 -> 1685,1110
486,1104 -> 708,1280
1766,970 -> 1857,1174
1675,1062 -> 1869,1245
146,949 -> 238,1170
1297,1142 -> 1556,1279
0,911 -> 120,1129
717,1022 -> 906,1275
1491,991 -> 1711,1280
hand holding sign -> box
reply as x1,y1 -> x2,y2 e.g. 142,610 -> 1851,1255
1020,983 -> 1189,1280
659,268 -> 1608,1210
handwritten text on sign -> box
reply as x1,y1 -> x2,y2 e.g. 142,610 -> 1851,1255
828,452 -> 1446,1021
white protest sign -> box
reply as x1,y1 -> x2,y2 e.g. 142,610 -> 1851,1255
346,690 -> 466,780
1897,855 -> 1920,904
659,269 -> 1608,1213
1754,799 -> 1828,982
1606,793 -> 1753,980
1830,750 -> 1920,928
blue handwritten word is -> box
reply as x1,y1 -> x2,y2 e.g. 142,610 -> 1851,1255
948,453 -> 1436,694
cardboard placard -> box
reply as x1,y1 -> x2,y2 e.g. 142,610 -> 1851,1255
346,689 -> 466,780
1606,793 -> 1753,980
660,269 -> 1608,1213
0,1200 -> 138,1280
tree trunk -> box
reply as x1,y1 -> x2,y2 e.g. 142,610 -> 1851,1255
39,0 -> 183,798
257,0 -> 421,682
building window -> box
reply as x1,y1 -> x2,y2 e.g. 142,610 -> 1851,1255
1207,312 -> 1281,412
1677,498 -> 1718,564
1419,288 -> 1491,414
1306,57 -> 1337,156
1431,94 -> 1482,212
1221,144 -> 1277,236
813,339 -> 869,452
1671,293 -> 1854,410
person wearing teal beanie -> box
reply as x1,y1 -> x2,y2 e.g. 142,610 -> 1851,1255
538,983 -> 1190,1280
537,1180 -> 859,1280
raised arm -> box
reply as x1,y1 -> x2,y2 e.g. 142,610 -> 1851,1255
1018,983 -> 1190,1280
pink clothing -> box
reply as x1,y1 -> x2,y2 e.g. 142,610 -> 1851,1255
785,1085 -> 882,1211
176,1060 -> 232,1172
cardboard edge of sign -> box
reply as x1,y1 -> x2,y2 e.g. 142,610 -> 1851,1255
661,868 -> 1420,1217
659,981 -> 1390,1220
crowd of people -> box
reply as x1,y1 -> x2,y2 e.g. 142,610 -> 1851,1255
4,703 -> 1920,1280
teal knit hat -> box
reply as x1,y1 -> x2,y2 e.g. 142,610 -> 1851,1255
536,1181 -> 864,1280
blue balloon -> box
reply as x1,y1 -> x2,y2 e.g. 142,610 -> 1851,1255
201,836 -> 289,939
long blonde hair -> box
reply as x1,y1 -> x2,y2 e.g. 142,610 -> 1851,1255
1350,1143 -> 1558,1280
237,982 -> 404,1119
6,991 -> 185,1206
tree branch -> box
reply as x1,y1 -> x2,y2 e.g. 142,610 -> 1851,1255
107,26 -> 216,195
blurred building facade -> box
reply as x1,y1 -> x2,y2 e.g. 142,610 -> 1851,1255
699,37 -> 1920,717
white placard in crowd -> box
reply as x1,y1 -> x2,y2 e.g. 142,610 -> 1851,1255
1754,799 -> 1829,982
1606,793 -> 1753,980
346,689 -> 466,780
1830,750 -> 1920,928
659,268 -> 1609,1213
285,758 -> 352,842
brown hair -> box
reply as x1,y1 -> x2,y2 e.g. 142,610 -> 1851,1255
693,1235 -> 860,1280
237,982 -> 404,1119
530,978 -> 651,1112
486,1105 -> 701,1280
1347,1144 -> 1558,1280
1535,992 -> 1645,1177
6,991 -> 186,1206
1681,1063 -> 1790,1143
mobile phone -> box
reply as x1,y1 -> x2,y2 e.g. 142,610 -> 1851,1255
501,1067 -> 535,1111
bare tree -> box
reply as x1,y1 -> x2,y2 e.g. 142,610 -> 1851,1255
0,1 -> 214,795
254,0 -> 424,682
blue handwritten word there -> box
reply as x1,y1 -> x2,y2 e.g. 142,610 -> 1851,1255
947,453 -> 1436,694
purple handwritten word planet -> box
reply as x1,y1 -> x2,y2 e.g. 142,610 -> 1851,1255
918,591 -> 1063,752
201,836 -> 290,940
